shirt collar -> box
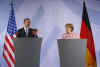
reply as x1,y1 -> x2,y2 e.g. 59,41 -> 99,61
24,26 -> 29,32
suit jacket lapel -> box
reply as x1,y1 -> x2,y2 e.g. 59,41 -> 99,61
22,28 -> 26,37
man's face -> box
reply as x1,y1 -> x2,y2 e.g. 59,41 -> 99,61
24,20 -> 30,28
33,31 -> 38,35
66,26 -> 72,33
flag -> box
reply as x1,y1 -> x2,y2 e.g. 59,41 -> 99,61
3,2 -> 17,67
80,1 -> 97,67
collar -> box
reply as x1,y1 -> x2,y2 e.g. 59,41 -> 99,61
24,26 -> 29,32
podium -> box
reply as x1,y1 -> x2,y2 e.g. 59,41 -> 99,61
13,38 -> 42,67
57,39 -> 87,67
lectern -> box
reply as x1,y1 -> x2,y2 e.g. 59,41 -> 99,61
13,38 -> 42,67
57,39 -> 87,67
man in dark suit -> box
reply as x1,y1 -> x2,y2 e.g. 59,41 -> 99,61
17,18 -> 38,38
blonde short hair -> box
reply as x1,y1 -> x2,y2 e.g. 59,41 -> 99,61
65,23 -> 74,32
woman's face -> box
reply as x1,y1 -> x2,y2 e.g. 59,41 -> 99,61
66,26 -> 72,33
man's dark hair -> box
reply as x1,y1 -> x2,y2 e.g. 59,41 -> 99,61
24,18 -> 30,22
33,29 -> 38,32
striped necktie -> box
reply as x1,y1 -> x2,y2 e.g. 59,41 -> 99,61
26,28 -> 28,37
